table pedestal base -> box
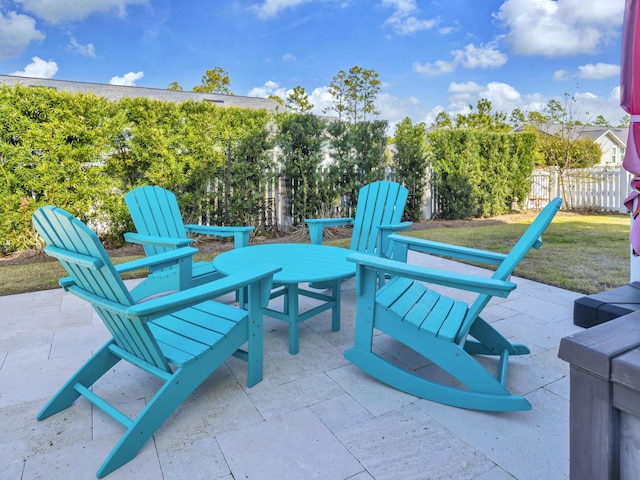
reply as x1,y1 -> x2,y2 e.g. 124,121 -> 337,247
266,280 -> 342,355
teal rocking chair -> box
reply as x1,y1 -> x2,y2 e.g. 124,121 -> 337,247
305,180 -> 412,256
124,185 -> 255,300
32,206 -> 278,478
344,197 -> 562,412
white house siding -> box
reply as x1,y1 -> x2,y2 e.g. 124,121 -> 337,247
594,131 -> 627,167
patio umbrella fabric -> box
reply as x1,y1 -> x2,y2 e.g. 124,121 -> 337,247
621,0 -> 640,254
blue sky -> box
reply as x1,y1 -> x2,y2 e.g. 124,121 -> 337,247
0,0 -> 627,130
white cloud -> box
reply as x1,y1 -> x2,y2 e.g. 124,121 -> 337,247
248,82 -> 339,117
248,80 -> 288,99
438,21 -> 460,35
69,37 -> 96,57
434,80 -> 623,126
495,0 -> 624,57
447,81 -> 483,104
448,81 -> 484,95
15,0 -> 148,24
251,0 -> 311,20
282,52 -> 296,62
571,90 -> 626,124
577,63 -> 620,80
413,59 -> 455,76
611,85 -> 622,102
382,0 -> 438,35
10,56 -> 58,78
457,43 -> 508,69
554,70 -> 569,81
109,71 -> 144,86
480,82 -> 523,112
414,43 -> 507,76
376,92 -> 422,131
554,63 -> 620,82
308,86 -> 334,115
0,11 -> 45,60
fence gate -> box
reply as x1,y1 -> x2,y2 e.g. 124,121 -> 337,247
527,166 -> 631,213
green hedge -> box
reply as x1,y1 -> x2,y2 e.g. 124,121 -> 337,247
0,85 -> 273,253
0,86 -> 391,253
427,129 -> 536,219
0,84 -> 538,253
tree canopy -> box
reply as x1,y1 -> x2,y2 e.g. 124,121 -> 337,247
192,67 -> 233,95
286,86 -> 314,113
326,66 -> 380,123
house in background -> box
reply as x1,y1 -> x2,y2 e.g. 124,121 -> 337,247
0,74 -> 283,112
512,124 -> 629,167
580,126 -> 628,167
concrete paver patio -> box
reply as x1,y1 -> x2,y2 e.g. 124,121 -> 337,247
0,252 -> 584,479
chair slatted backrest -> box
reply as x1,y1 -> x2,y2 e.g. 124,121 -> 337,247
32,206 -> 171,372
350,181 -> 408,254
458,197 -> 562,344
125,186 -> 188,257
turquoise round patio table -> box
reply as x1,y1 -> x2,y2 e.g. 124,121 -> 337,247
213,243 -> 355,354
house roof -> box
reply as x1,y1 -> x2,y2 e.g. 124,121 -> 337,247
512,123 -> 629,147
0,74 -> 284,112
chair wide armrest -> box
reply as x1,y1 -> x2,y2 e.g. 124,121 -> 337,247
378,221 -> 413,233
127,264 -> 282,320
347,252 -> 515,298
185,225 -> 254,248
378,222 -> 413,257
114,247 -> 198,274
304,218 -> 354,244
124,232 -> 193,249
388,234 -> 507,265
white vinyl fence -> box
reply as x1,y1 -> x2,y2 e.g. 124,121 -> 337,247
420,166 -> 633,219
526,166 -> 632,213
254,166 -> 632,228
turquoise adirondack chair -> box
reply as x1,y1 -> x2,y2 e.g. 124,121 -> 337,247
305,180 -> 413,256
344,197 -> 562,412
124,185 -> 255,301
32,206 -> 278,478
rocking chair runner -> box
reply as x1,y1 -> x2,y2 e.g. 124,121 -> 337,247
124,185 -> 255,300
344,197 -> 563,412
32,206 -> 279,478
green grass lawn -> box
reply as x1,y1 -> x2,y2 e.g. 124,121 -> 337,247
330,212 -> 631,295
407,214 -> 630,294
0,212 -> 632,296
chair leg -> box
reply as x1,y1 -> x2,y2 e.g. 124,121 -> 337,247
97,338 -> 242,478
245,290 -> 264,388
330,279 -> 341,332
37,342 -> 120,420
465,317 -> 530,356
96,368 -> 195,477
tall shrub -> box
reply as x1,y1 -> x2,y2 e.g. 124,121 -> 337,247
326,119 -> 388,210
276,113 -> 330,225
106,97 -> 186,191
173,102 -> 273,226
227,128 -> 275,226
0,85 -> 275,253
427,129 -> 535,219
392,117 -> 428,221
0,86 -> 126,251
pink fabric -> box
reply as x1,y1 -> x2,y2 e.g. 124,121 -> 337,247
622,0 -> 640,253
622,0 -> 640,173
625,178 -> 640,255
